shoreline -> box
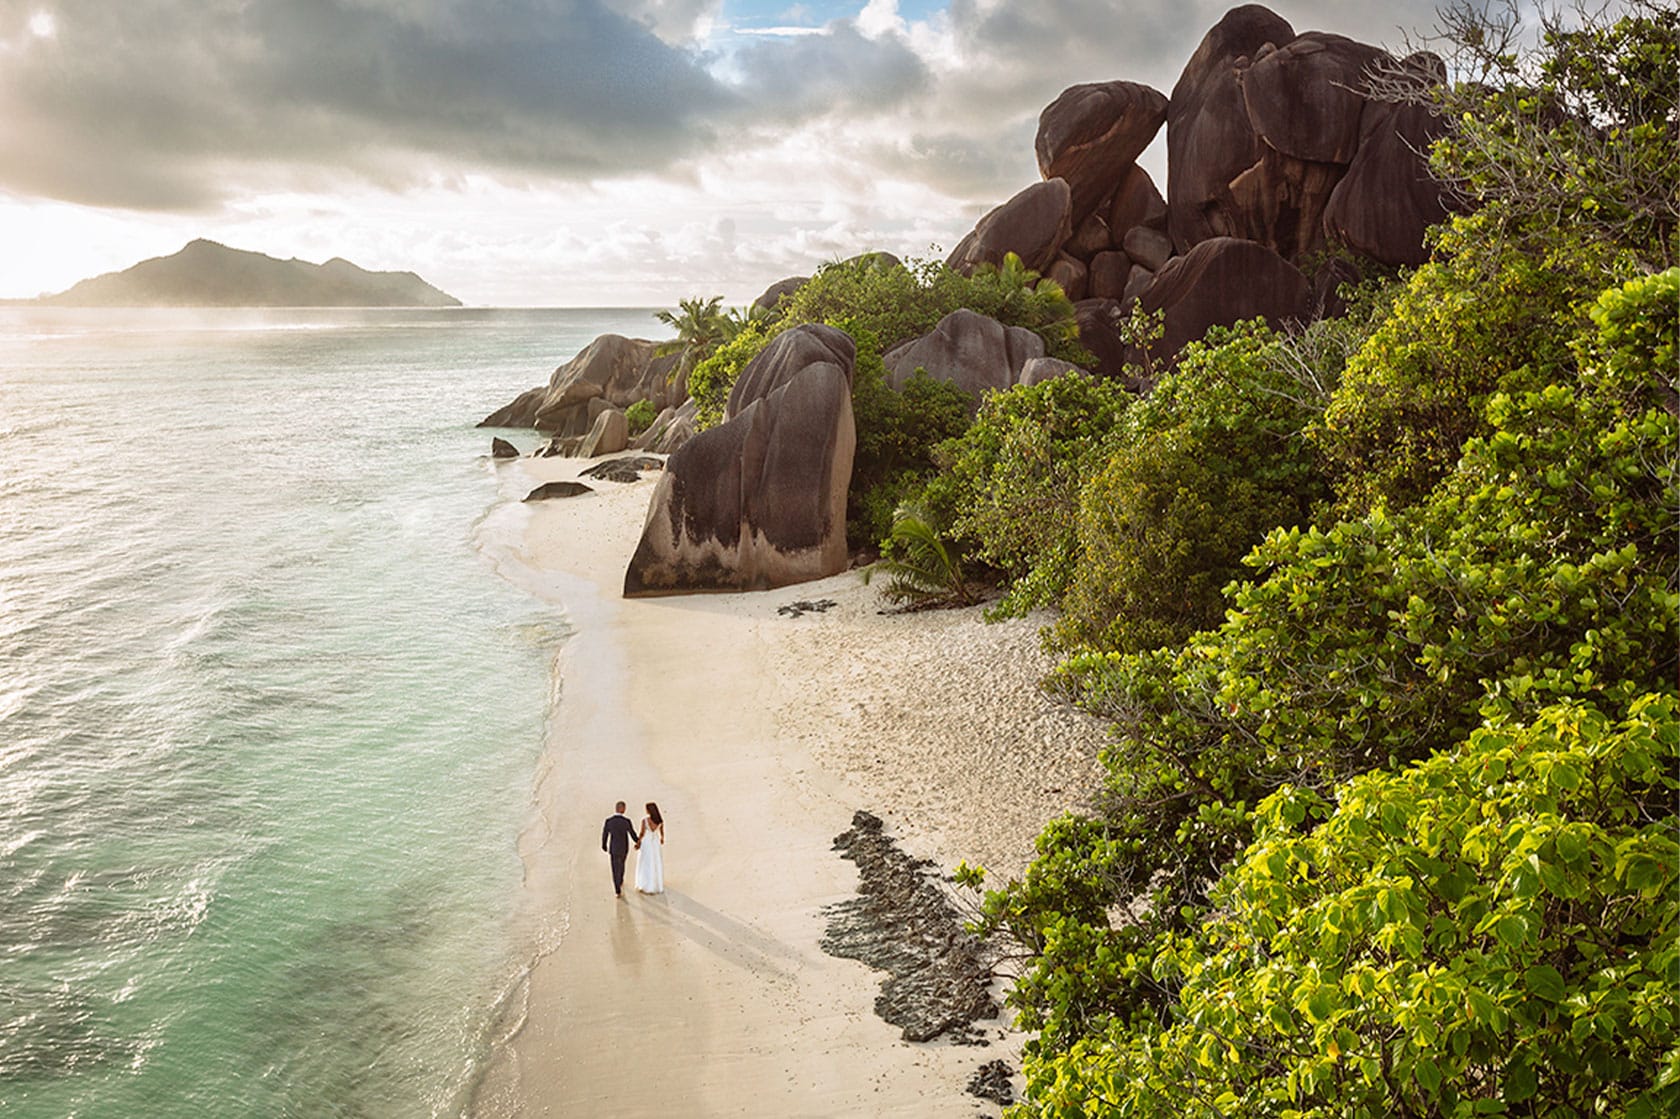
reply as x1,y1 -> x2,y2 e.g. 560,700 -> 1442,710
474,453 -> 1108,1116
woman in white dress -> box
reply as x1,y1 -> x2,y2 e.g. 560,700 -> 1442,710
634,801 -> 665,894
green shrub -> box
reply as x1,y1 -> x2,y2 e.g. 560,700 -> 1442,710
861,501 -> 975,608
977,269 -> 1677,1081
931,372 -> 1132,617
687,321 -> 770,430
623,398 -> 656,436
1020,695 -> 1679,1118
1056,320 -> 1330,654
846,323 -> 971,548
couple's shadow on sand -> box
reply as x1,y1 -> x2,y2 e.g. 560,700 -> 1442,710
611,888 -> 803,982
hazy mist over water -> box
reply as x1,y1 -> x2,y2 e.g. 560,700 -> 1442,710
0,307 -> 654,1116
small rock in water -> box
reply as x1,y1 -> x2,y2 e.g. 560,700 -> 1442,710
490,437 -> 519,459
967,1059 -> 1014,1105
777,599 -> 837,618
523,481 -> 593,501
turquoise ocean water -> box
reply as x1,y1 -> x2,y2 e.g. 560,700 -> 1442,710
0,307 -> 657,1117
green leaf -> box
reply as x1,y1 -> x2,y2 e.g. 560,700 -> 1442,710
1524,964 -> 1566,1002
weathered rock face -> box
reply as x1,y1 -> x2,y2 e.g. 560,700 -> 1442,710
1047,255 -> 1089,302
490,437 -> 519,459
1322,55 -> 1450,267
1166,4 -> 1296,254
1122,226 -> 1174,271
1107,163 -> 1169,237
631,398 -> 698,454
1241,32 -> 1387,165
883,309 -> 1044,408
727,323 -> 854,421
479,386 -> 547,428
1019,357 -> 1083,386
1035,81 -> 1169,226
1129,236 -> 1310,370
524,481 -> 592,501
1073,298 -> 1131,382
579,407 -> 629,458
753,275 -> 809,312
481,333 -> 678,433
947,179 -> 1074,275
624,325 -> 856,596
1089,251 -> 1133,300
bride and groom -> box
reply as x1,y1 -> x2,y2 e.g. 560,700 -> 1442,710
601,800 -> 665,897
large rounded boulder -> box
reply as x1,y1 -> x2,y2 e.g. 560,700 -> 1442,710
1239,32 -> 1387,165
1035,81 -> 1168,227
624,325 -> 856,596
1322,54 -> 1450,267
1166,4 -> 1297,254
947,179 -> 1074,276
1128,237 -> 1310,371
882,309 -> 1044,409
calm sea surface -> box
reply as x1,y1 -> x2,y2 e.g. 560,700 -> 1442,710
0,307 -> 657,1117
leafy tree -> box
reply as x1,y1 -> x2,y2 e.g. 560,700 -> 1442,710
654,295 -> 734,378
976,268 -> 1677,1088
1019,696 -> 1679,1118
926,372 -> 1133,618
844,322 -> 971,549
623,398 -> 656,436
1411,0 -> 1677,269
1056,320 -> 1331,654
686,321 -> 770,429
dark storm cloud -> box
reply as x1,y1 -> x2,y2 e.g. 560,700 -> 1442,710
727,22 -> 930,122
0,0 -> 736,208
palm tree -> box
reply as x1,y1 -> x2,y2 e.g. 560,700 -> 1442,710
654,295 -> 731,376
861,502 -> 974,607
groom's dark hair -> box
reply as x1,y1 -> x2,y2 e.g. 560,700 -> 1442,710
615,801 -> 626,812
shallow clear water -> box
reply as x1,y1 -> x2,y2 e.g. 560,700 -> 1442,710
0,307 -> 656,1117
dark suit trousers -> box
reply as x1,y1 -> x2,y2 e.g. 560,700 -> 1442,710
610,849 -> 628,893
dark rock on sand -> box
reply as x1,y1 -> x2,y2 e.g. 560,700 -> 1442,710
624,325 -> 856,596
523,481 -> 593,501
579,455 -> 664,483
490,437 -> 520,459
821,811 -> 997,1044
968,1060 -> 1015,1105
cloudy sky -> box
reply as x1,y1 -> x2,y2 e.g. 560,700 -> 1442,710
0,0 -> 1453,305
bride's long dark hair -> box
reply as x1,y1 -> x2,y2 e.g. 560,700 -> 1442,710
646,801 -> 663,827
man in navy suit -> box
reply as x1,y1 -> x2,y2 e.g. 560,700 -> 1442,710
601,800 -> 640,897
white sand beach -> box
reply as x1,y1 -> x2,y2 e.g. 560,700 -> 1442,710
475,455 -> 1108,1118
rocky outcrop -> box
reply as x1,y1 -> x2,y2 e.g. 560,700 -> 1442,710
1241,33 -> 1387,165
1073,299 -> 1131,382
883,309 -> 1044,407
1128,237 -> 1310,370
753,275 -> 808,312
1166,4 -> 1296,254
479,386 -> 548,429
480,334 -> 679,434
947,179 -> 1074,276
631,398 -> 697,454
1019,357 -> 1083,385
624,325 -> 856,596
579,408 -> 629,458
1322,54 -> 1451,267
1035,81 -> 1169,226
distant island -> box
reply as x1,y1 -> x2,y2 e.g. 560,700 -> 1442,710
35,239 -> 461,308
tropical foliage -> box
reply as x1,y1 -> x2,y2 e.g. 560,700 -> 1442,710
861,501 -> 975,608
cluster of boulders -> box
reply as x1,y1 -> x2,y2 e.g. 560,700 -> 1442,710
480,4 -> 1447,597
948,4 -> 1446,375
479,333 -> 695,457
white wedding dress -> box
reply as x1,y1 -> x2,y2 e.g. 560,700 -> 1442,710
635,819 -> 664,894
